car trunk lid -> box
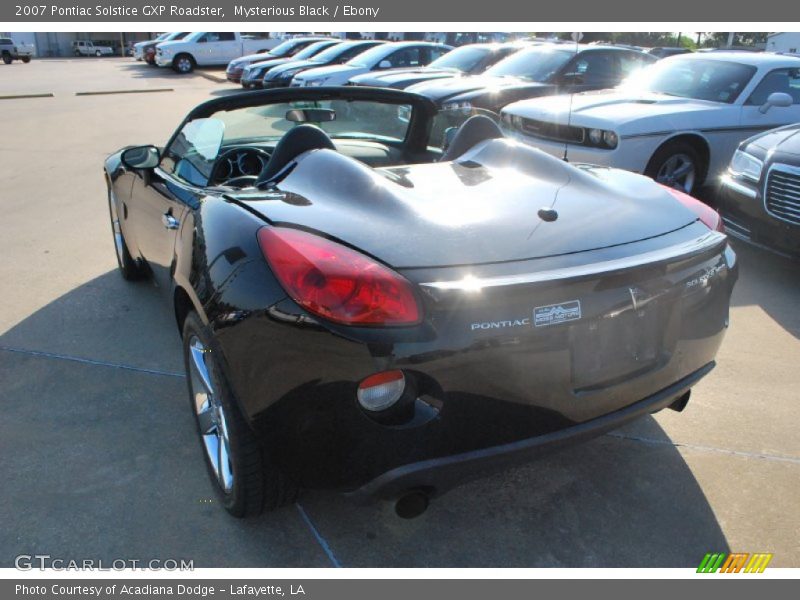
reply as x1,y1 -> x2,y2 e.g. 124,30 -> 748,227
237,140 -> 699,269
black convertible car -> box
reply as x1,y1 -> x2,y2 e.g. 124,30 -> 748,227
105,87 -> 736,518
407,44 -> 655,112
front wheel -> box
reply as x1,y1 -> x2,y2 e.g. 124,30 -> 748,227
107,185 -> 142,280
645,141 -> 704,195
2,54 -> 11,65
21,56 -> 31,63
182,312 -> 296,517
172,54 -> 195,74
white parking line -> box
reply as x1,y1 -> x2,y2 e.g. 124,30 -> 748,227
606,432 -> 800,464
295,502 -> 343,568
0,346 -> 184,378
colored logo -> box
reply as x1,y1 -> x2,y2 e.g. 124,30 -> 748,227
697,552 -> 773,573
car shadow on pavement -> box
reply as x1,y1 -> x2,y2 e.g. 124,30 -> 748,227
0,270 -> 729,567
729,239 -> 800,339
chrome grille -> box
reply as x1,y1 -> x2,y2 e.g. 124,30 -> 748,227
765,165 -> 800,225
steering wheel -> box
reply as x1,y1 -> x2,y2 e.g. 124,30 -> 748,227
209,147 -> 272,187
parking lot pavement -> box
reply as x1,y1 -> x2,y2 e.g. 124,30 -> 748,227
1,59 -> 798,568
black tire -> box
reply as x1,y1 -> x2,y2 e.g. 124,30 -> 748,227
645,140 -> 706,195
106,185 -> 143,280
21,56 -> 31,63
172,53 -> 195,74
182,311 -> 296,517
2,54 -> 11,65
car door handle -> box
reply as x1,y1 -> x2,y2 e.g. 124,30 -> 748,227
162,212 -> 179,230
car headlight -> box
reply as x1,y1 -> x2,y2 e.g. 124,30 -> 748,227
583,128 -> 618,149
442,100 -> 473,111
729,149 -> 763,182
603,130 -> 618,149
307,79 -> 326,87
279,68 -> 303,78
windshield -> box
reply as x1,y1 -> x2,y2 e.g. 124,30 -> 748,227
168,32 -> 189,41
428,46 -> 491,72
269,39 -> 312,58
620,58 -> 757,103
346,44 -> 391,67
485,47 -> 572,82
214,99 -> 412,146
291,40 -> 336,60
311,42 -> 361,63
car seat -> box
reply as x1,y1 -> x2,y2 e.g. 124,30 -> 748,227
440,115 -> 504,162
256,125 -> 336,186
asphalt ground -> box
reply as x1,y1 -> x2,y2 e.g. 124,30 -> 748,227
1,58 -> 798,568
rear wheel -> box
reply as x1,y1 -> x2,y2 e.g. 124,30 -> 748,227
645,141 -> 705,195
21,56 -> 31,63
173,54 -> 195,74
106,185 -> 142,280
182,311 -> 296,517
2,53 -> 11,65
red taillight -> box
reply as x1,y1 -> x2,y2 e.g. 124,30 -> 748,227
660,185 -> 725,233
257,227 -> 421,326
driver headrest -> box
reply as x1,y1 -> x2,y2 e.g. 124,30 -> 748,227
257,125 -> 336,186
440,115 -> 504,162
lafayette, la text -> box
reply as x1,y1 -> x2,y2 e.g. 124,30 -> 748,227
17,584 -> 306,597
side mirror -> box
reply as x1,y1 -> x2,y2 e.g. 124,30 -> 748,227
759,92 -> 793,114
121,145 -> 160,170
378,60 -> 392,69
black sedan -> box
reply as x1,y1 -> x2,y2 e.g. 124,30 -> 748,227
259,40 -> 385,89
105,87 -> 736,518
348,42 -> 524,89
720,123 -> 800,258
407,44 -> 656,112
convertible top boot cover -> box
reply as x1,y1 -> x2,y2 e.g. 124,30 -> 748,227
242,139 -> 702,269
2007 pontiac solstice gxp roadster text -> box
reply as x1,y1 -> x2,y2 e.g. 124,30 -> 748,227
104,87 -> 737,518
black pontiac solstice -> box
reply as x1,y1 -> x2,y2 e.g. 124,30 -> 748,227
104,87 -> 737,518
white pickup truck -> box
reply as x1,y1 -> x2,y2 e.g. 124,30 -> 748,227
0,37 -> 34,63
155,32 -> 279,74
72,40 -> 114,57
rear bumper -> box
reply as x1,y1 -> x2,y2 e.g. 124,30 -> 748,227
212,227 -> 737,494
348,362 -> 713,501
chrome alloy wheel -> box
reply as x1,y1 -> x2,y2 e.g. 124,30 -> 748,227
107,188 -> 126,266
655,152 -> 696,193
176,56 -> 193,73
188,336 -> 234,492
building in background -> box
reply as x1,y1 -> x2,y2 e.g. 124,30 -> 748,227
766,32 -> 800,54
1,32 -> 155,57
